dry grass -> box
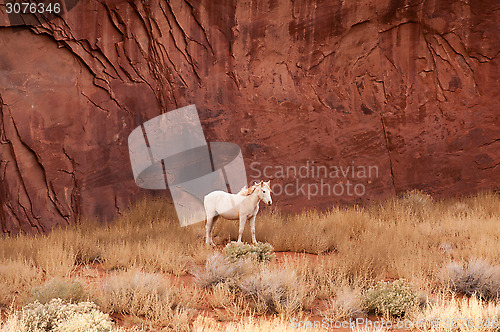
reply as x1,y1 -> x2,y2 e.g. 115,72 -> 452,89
192,314 -> 323,332
207,282 -> 236,309
0,259 -> 41,308
240,191 -> 500,282
0,197 -> 211,277
92,197 -> 212,274
413,294 -> 500,331
195,253 -> 312,317
29,277 -> 90,304
193,252 -> 254,289
0,191 -> 498,330
239,265 -> 310,316
322,286 -> 365,321
282,253 -> 372,300
98,269 -> 183,325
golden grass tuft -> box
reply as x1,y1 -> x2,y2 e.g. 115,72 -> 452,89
322,285 -> 365,321
0,259 -> 41,308
98,269 -> 179,324
413,294 -> 500,331
192,314 -> 324,332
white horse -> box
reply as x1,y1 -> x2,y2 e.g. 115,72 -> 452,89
204,180 -> 272,245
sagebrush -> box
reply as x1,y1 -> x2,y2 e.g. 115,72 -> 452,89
1,298 -> 114,332
222,242 -> 275,262
364,279 -> 417,318
441,258 -> 500,300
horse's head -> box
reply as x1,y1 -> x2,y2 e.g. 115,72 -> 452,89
258,180 -> 272,206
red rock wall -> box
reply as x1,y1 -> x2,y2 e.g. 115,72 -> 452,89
0,0 -> 499,233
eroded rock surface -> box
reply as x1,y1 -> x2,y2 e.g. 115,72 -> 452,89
0,0 -> 499,233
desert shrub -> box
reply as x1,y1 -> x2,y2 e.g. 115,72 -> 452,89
222,242 -> 275,263
193,253 -> 255,289
1,298 -> 114,332
364,279 -> 417,318
29,278 -> 89,304
399,189 -> 434,206
413,294 -> 500,331
441,258 -> 500,300
322,287 -> 365,321
239,267 -> 308,315
99,269 -> 178,323
399,189 -> 433,212
397,190 -> 434,221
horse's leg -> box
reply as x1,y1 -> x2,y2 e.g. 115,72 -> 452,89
250,214 -> 258,244
205,213 -> 213,245
209,215 -> 219,246
205,211 -> 217,246
237,214 -> 247,243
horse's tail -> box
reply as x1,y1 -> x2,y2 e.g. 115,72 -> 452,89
203,192 -> 220,218
203,192 -> 209,206
203,192 -> 213,213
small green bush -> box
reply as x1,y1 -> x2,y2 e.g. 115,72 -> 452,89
364,279 -> 417,318
2,298 -> 114,332
30,278 -> 89,304
222,242 -> 275,263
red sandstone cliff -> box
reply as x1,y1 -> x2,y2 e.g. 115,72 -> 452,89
0,0 -> 499,233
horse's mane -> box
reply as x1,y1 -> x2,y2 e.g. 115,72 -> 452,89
238,183 -> 259,196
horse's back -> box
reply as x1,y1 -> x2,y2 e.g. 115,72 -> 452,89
204,190 -> 225,201
204,191 -> 226,209
204,191 -> 242,219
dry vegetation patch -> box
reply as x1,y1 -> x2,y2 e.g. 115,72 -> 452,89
0,192 -> 498,330
441,258 -> 500,301
413,295 -> 500,331
29,278 -> 90,305
1,299 -> 115,332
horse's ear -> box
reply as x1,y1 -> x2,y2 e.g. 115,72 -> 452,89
265,180 -> 271,186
